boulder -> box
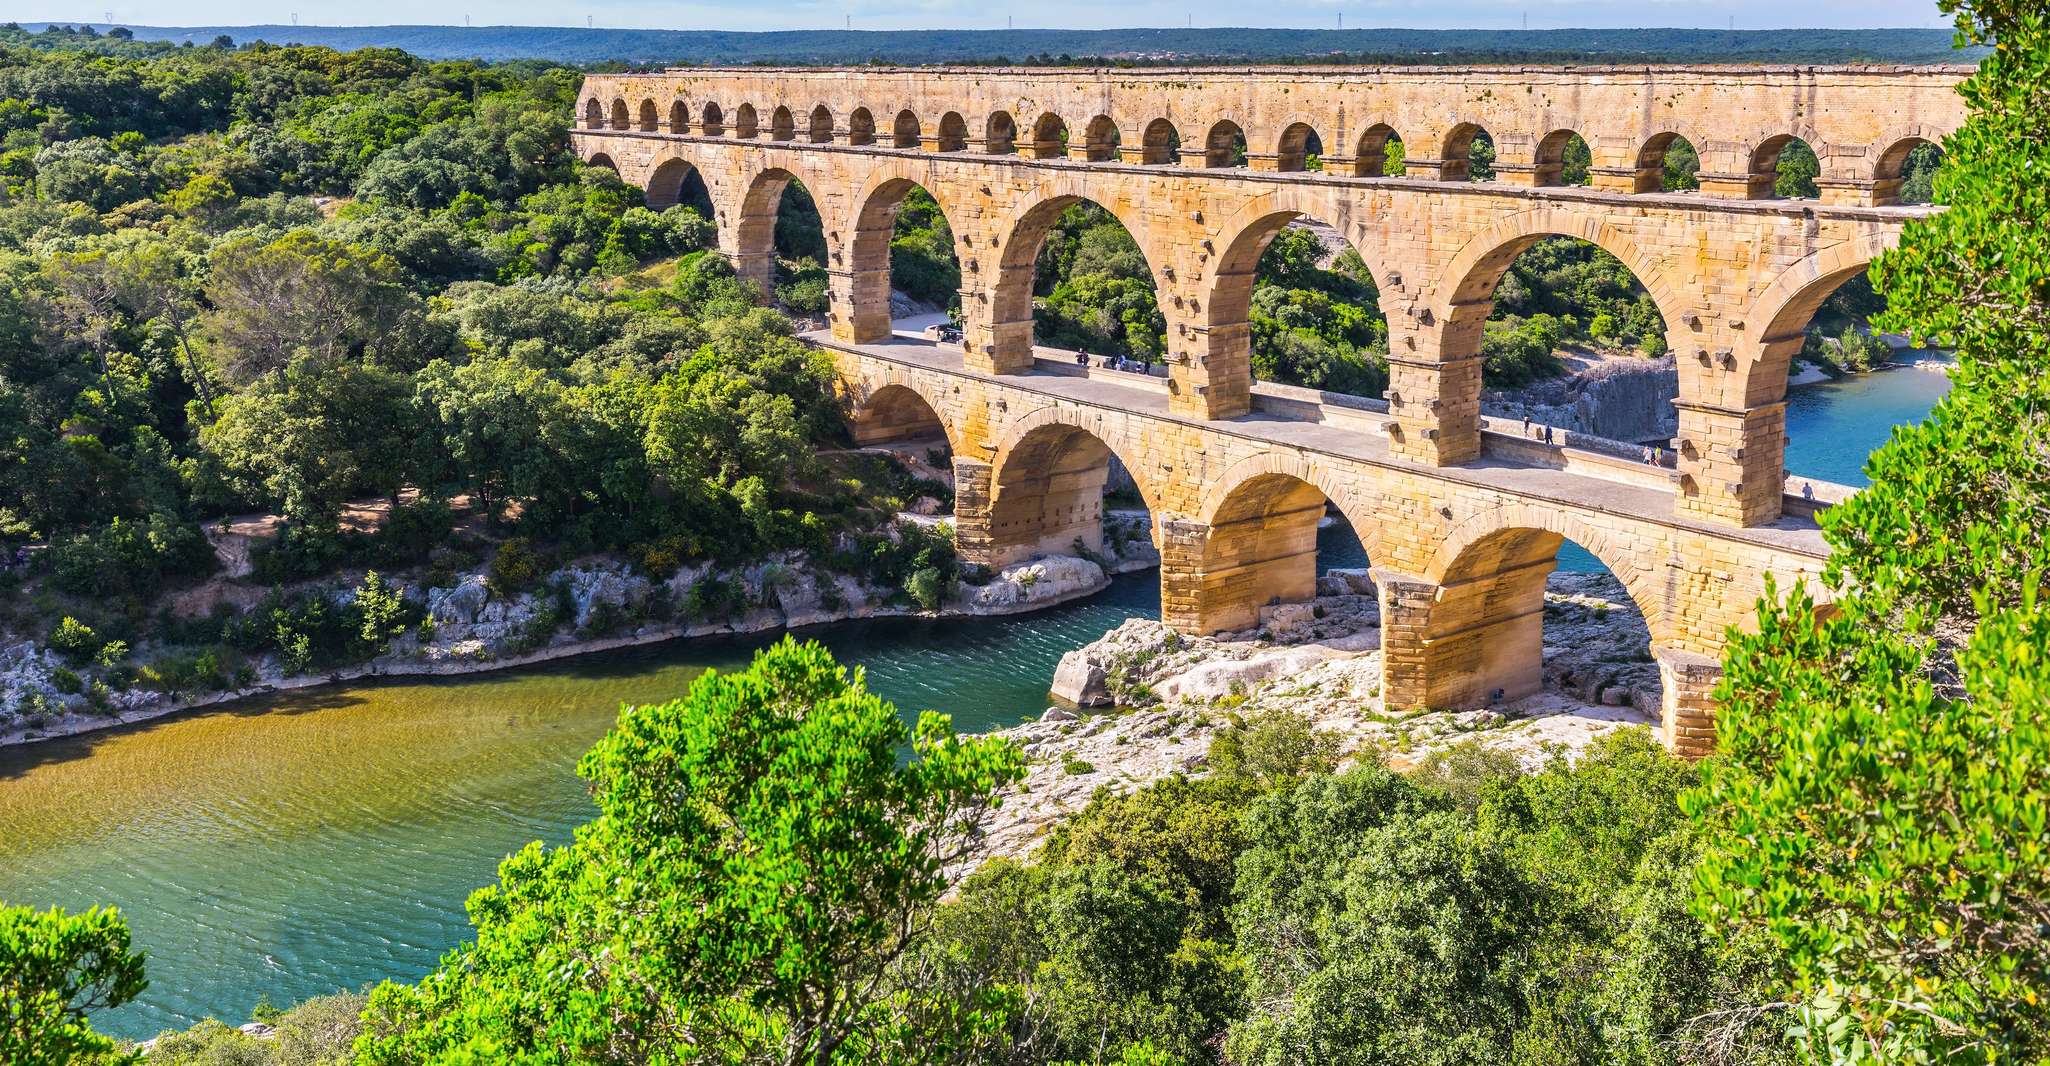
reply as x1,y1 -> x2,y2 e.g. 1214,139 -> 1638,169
427,575 -> 491,626
959,555 -> 1106,613
1049,651 -> 1110,706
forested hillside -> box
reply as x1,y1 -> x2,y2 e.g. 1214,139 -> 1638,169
17,22 -> 1982,66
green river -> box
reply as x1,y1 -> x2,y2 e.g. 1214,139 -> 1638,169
0,362 -> 1950,1039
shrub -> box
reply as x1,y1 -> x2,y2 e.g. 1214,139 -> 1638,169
1062,756 -> 1096,776
47,513 -> 215,600
904,566 -> 947,610
47,616 -> 100,664
487,537 -> 546,597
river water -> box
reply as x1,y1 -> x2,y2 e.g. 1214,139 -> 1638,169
0,363 -> 1951,1040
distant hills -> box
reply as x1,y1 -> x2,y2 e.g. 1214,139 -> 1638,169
16,24 -> 1980,66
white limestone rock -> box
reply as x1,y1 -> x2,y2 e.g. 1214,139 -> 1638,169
958,555 -> 1107,613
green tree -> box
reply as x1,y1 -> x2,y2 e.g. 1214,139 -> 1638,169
200,230 -> 427,383
0,902 -> 148,1065
201,353 -> 421,521
356,638 -> 1025,1065
1687,1 -> 2050,1061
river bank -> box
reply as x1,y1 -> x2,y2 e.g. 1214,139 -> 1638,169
0,514 -> 1159,750
956,569 -> 1660,875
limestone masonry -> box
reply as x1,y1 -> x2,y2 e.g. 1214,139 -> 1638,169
570,65 -> 1965,755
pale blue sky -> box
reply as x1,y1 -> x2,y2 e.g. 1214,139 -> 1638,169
28,0 -> 1951,33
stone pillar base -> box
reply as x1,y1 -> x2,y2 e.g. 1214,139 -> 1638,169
1674,401 -> 1786,526
951,459 -> 996,567
1385,357 -> 1482,466
1656,646 -> 1723,758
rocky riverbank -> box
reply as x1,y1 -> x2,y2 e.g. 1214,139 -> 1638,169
958,570 -> 1661,873
0,515 -> 1159,748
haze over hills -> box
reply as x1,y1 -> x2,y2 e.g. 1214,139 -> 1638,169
16,23 -> 1980,65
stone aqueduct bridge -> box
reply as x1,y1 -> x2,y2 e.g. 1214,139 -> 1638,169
571,65 -> 1967,754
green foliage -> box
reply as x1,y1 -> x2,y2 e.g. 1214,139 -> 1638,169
355,638 -> 1025,1063
46,511 -> 215,600
1690,3 -> 2050,1061
0,901 -> 148,1065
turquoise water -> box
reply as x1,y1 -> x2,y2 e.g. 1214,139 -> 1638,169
0,366 -> 1947,1040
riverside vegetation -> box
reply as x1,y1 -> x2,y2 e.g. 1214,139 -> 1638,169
5,2 -> 2047,1064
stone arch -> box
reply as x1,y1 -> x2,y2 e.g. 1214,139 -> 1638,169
1139,118 -> 1181,165
1532,129 -> 1587,187
1200,119 -> 1246,168
810,105 -> 836,143
1353,123 -> 1401,177
1434,207 -> 1685,336
1633,131 -> 1702,193
608,98 -> 628,130
732,103 -> 759,139
1201,191 -> 1399,394
841,167 -> 972,341
977,406 -> 1163,568
1177,462 -> 1365,635
637,98 -> 658,132
1747,130 -> 1823,199
1873,130 -> 1944,206
583,97 -> 603,127
1082,115 -> 1120,162
1275,121 -> 1323,172
587,152 -> 618,173
669,99 -> 690,134
700,101 -> 725,136
1735,233 -> 1896,408
1027,112 -> 1067,159
987,186 -> 1174,370
984,110 -> 1017,154
730,163 -> 814,297
1441,122 -> 1493,181
845,107 -> 873,145
770,105 -> 796,141
1426,505 -> 1667,642
1196,449 -> 1381,562
645,155 -> 713,215
892,109 -> 922,149
937,111 -> 968,152
845,379 -> 960,453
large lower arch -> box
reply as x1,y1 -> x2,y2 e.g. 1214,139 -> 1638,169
1170,451 -> 1381,634
840,170 -> 969,343
645,155 -> 714,216
985,188 -> 1171,373
1389,505 -> 1668,712
845,380 -> 956,452
971,410 -> 1160,571
731,164 -> 810,299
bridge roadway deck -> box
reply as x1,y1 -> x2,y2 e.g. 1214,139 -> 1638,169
803,325 -> 1833,565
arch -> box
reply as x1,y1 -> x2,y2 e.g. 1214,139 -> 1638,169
770,105 -> 796,141
980,408 -> 1164,568
842,169 -> 970,341
988,188 -> 1172,369
1082,115 -> 1120,162
1736,233 -> 1896,408
845,107 -> 873,145
1748,132 -> 1821,199
1424,505 -> 1665,642
1442,122 -> 1494,181
1027,112 -> 1067,159
1434,207 -> 1685,333
846,379 -> 959,453
984,110 -> 1017,154
586,152 -> 618,173
637,98 -> 658,132
1275,122 -> 1323,173
805,105 -> 834,143
1353,124 -> 1401,177
1532,129 -> 1589,187
1195,449 -> 1381,562
732,103 -> 759,139
646,156 -> 714,216
731,164 -> 812,299
1874,133 -> 1943,206
583,97 -> 603,128
1633,132 -> 1701,193
1201,119 -> 1246,168
892,109 -> 922,149
669,99 -> 690,134
608,98 -> 628,130
937,111 -> 968,152
1139,118 -> 1180,165
700,101 -> 725,137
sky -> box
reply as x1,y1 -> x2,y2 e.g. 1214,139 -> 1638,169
25,0 -> 1952,33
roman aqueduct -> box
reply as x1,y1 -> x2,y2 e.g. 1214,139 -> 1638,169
571,64 -> 1968,754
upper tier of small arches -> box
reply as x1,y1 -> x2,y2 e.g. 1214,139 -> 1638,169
578,67 -> 1963,207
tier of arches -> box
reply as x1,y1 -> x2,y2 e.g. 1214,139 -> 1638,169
583,94 -> 1941,202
